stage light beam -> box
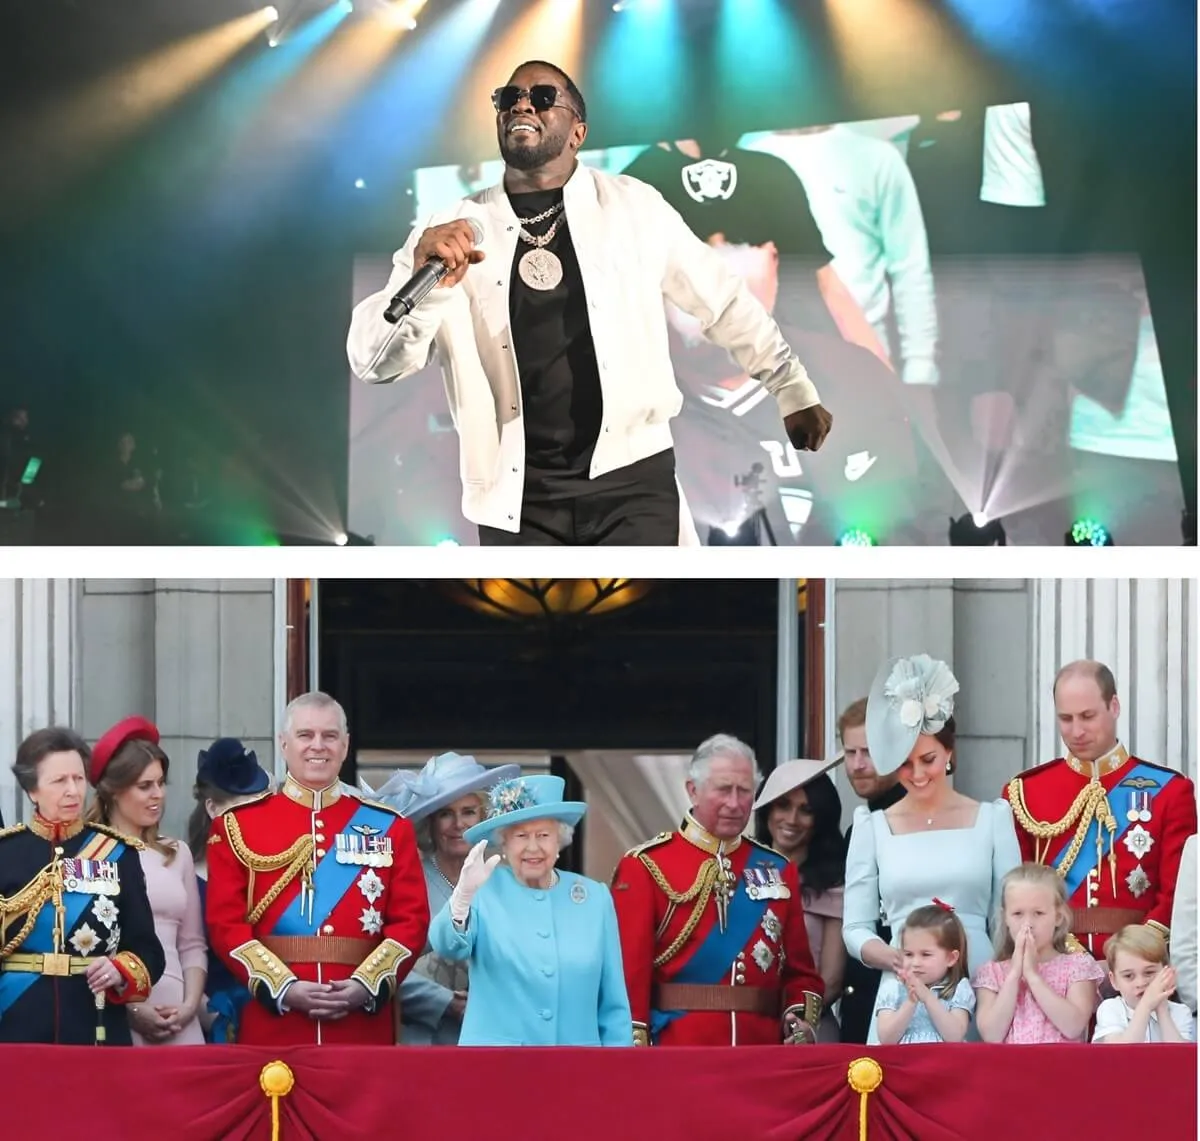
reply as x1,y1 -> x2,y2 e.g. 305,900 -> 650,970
1,6 -> 280,208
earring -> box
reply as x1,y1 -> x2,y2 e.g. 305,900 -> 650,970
945,761 -> 952,774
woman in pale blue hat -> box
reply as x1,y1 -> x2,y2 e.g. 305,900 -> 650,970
842,654 -> 1021,1044
364,752 -> 519,1045
427,775 -> 633,1046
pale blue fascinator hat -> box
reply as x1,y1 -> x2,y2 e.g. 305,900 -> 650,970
462,775 -> 587,845
865,654 -> 960,776
361,752 -> 520,822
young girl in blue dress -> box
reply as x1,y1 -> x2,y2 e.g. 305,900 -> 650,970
875,902 -> 975,1044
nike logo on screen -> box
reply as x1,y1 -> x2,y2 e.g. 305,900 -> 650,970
844,452 -> 878,481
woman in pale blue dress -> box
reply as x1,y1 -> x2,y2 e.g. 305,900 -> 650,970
365,752 -> 518,1045
843,655 -> 1022,1044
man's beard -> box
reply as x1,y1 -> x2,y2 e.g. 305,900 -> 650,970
499,128 -> 569,171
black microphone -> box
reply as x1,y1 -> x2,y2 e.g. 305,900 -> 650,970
383,219 -> 485,324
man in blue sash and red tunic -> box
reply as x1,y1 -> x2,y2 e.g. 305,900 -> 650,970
206,692 -> 429,1045
612,734 -> 823,1046
1003,660 -> 1197,960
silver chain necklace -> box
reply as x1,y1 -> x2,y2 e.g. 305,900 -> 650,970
515,201 -> 566,291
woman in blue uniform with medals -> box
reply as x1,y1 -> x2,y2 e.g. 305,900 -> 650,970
0,727 -> 165,1044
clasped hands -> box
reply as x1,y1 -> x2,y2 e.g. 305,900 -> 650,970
284,978 -> 372,1020
1010,923 -> 1045,983
896,966 -> 935,1006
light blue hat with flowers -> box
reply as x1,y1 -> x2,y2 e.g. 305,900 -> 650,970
866,654 -> 960,776
361,752 -> 520,823
462,775 -> 587,845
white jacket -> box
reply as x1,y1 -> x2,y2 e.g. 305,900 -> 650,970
346,163 -> 821,536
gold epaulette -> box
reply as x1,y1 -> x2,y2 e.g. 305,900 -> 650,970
624,832 -> 672,859
354,796 -> 403,818
89,822 -> 145,850
0,823 -> 27,841
214,789 -> 271,815
745,836 -> 787,859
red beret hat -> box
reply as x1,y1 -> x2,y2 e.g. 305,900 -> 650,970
91,716 -> 160,785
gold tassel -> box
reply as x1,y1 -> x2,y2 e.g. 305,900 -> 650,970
259,1060 -> 295,1141
847,1058 -> 884,1141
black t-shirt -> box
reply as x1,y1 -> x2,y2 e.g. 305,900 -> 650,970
507,187 -> 605,499
622,143 -> 841,340
623,143 -> 832,258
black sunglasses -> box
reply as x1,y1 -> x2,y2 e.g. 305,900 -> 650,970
491,84 -> 578,118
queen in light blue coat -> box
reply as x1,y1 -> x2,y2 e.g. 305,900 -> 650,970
428,775 -> 633,1046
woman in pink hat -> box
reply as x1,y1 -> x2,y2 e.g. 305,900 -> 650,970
753,757 -> 846,1042
85,717 -> 207,1047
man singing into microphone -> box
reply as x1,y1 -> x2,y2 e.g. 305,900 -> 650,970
347,60 -> 832,546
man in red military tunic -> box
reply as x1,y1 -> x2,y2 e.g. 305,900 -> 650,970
612,733 -> 823,1046
1003,660 -> 1196,960
206,692 -> 429,1045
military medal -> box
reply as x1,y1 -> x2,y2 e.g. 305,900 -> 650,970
69,923 -> 101,956
91,895 -> 118,928
359,906 -> 383,935
752,939 -> 774,972
1126,791 -> 1152,823
357,869 -> 384,904
336,828 -> 393,867
761,907 -> 782,943
1126,866 -> 1151,899
1123,824 -> 1154,860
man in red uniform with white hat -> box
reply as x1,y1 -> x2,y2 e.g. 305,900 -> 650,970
1003,660 -> 1196,960
205,691 -> 429,1045
611,733 -> 823,1046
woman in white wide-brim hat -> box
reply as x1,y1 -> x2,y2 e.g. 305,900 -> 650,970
753,757 -> 846,1042
842,654 -> 1022,1044
427,775 -> 633,1046
365,752 -> 519,1045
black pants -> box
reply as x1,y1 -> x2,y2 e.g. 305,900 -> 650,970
478,456 -> 680,546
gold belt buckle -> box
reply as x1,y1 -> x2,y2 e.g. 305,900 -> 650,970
42,953 -> 72,977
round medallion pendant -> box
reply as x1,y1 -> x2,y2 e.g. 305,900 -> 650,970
518,248 -> 563,291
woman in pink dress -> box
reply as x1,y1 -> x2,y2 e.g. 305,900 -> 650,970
85,717 -> 207,1046
754,757 -> 846,1042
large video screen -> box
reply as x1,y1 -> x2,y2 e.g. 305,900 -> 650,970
348,104 -> 1183,545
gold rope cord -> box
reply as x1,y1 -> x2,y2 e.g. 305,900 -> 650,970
0,864 -> 58,959
1007,778 -> 1111,876
639,854 -> 719,968
224,815 -> 314,925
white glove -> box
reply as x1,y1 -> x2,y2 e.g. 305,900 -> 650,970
449,840 -> 500,924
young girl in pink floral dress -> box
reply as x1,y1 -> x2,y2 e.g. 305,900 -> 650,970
975,863 -> 1104,1043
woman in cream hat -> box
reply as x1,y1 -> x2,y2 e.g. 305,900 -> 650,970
754,757 -> 846,1042
365,752 -> 519,1045
843,654 -> 1022,1043
427,775 -> 632,1046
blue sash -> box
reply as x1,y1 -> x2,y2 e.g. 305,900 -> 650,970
1054,762 -> 1173,898
650,849 -> 785,1041
0,833 -> 125,1021
271,802 -> 395,936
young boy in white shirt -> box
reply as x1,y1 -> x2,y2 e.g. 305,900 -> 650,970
1093,925 -> 1195,1044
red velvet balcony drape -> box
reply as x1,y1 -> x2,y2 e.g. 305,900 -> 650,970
3,1044 -> 1194,1141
